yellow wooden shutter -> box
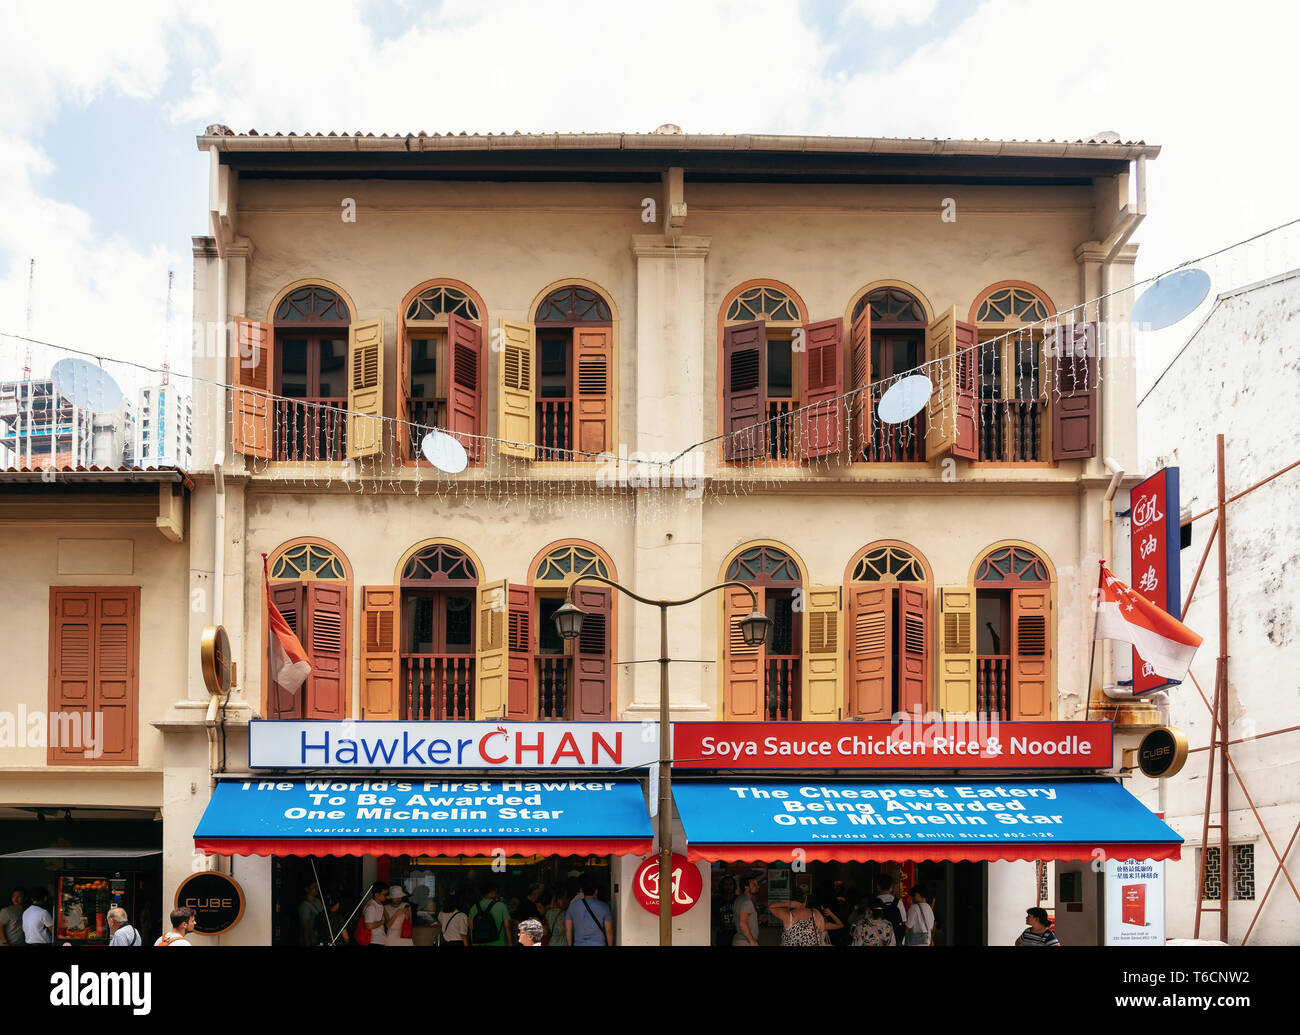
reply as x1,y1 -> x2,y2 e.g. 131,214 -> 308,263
937,585 -> 976,717
347,317 -> 385,459
925,306 -> 958,460
360,585 -> 400,719
476,580 -> 508,719
801,585 -> 843,720
497,319 -> 535,459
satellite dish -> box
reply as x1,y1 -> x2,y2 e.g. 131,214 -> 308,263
877,374 -> 933,424
1130,269 -> 1211,331
51,358 -> 125,413
421,431 -> 468,474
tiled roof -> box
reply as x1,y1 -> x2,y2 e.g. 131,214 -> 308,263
0,463 -> 194,488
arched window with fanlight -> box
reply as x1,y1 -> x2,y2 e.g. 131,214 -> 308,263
396,543 -> 479,721
397,280 -> 486,464
937,543 -> 1054,721
495,283 -> 615,463
846,285 -> 932,462
720,282 -> 846,463
844,542 -> 931,718
719,543 -> 842,721
265,539 -> 351,720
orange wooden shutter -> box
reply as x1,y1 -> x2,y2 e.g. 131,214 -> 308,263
847,584 -> 891,719
722,585 -> 764,719
1010,587 -> 1051,719
898,585 -> 929,716
506,585 -> 534,719
925,308 -> 978,462
347,318 -> 385,459
267,582 -> 306,719
93,589 -> 138,763
447,314 -> 484,463
574,326 -> 613,457
800,318 -> 845,460
305,582 -> 347,719
360,586 -> 401,719
573,586 -> 613,718
1052,322 -> 1098,460
396,317 -> 412,461
231,319 -> 273,459
722,321 -> 766,461
849,305 -> 871,457
498,320 -> 535,459
476,580 -> 508,719
49,590 -> 94,764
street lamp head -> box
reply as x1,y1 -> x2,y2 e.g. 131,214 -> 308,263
553,598 -> 586,640
739,610 -> 773,647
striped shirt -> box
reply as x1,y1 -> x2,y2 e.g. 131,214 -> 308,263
1019,926 -> 1060,946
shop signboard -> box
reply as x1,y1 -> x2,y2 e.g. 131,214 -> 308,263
251,720 -> 658,771
1129,466 -> 1182,694
672,721 -> 1112,769
1104,858 -> 1165,945
632,853 -> 702,916
175,871 -> 245,936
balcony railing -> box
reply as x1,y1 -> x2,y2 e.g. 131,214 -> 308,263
979,399 -> 1043,462
273,397 -> 347,462
402,654 -> 474,720
536,399 -> 572,461
765,656 -> 801,720
767,399 -> 796,461
537,656 -> 570,719
405,397 -> 447,460
977,654 -> 1010,720
863,384 -> 926,462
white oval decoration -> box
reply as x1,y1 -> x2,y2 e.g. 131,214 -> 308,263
421,431 -> 469,474
877,374 -> 933,424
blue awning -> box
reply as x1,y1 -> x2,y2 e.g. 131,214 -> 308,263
195,778 -> 652,858
673,778 -> 1182,863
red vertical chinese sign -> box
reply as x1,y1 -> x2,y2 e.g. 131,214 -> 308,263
1129,467 -> 1182,694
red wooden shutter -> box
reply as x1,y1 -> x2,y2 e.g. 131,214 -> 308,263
1011,588 -> 1051,719
897,585 -> 929,716
574,327 -> 613,457
396,317 -> 412,461
722,321 -> 766,461
847,585 -> 891,719
800,318 -> 845,460
268,582 -> 306,719
447,314 -> 484,462
1052,322 -> 1098,460
849,306 -> 871,457
722,586 -> 764,719
360,586 -> 401,720
573,585 -> 613,719
49,590 -> 94,764
231,319 -> 273,459
953,318 -> 979,460
506,585 -> 534,719
93,590 -> 138,763
305,582 -> 347,719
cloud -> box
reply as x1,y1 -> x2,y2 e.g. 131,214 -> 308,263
842,0 -> 938,29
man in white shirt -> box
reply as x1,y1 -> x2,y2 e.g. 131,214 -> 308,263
107,907 -> 142,946
22,888 -> 54,945
361,883 -> 388,946
154,907 -> 197,946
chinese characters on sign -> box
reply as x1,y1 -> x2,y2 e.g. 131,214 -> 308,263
1129,468 -> 1182,694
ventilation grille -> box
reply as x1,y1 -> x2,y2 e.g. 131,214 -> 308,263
578,356 -> 607,395
1017,615 -> 1046,656
730,349 -> 760,393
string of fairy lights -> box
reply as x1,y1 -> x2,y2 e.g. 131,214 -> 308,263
3,216 -> 1299,523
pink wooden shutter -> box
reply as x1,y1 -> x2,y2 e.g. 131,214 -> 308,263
800,318 -> 845,459
722,321 -> 766,461
506,585 -> 534,719
305,582 -> 347,719
573,585 -> 612,719
953,319 -> 979,460
267,582 -> 306,719
447,314 -> 484,462
1052,322 -> 1098,460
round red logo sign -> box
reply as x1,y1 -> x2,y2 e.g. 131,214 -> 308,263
633,853 -> 702,917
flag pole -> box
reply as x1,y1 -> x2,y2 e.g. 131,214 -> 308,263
1085,560 -> 1105,722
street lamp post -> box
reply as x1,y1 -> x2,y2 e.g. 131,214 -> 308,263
553,575 -> 771,947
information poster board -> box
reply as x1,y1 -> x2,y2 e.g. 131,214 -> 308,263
1104,858 -> 1165,945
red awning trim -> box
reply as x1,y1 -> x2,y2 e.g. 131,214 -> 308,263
196,837 -> 651,858
686,843 -> 1182,864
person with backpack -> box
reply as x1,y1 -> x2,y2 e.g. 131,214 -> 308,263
468,883 -> 513,946
871,873 -> 908,947
106,907 -> 142,947
154,907 -> 197,946
849,900 -> 896,946
564,875 -> 613,946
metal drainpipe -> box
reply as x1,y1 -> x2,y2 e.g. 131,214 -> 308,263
213,253 -> 227,630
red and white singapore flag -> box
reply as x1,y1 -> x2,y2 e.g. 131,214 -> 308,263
263,554 -> 310,696
1095,560 -> 1202,683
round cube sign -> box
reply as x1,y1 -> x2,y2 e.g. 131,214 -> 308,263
633,853 -> 702,917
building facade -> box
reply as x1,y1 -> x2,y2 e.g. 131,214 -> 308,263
135,385 -> 193,470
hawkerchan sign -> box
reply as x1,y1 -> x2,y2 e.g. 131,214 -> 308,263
250,721 -> 659,771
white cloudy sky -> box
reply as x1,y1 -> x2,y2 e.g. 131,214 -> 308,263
0,0 -> 1297,399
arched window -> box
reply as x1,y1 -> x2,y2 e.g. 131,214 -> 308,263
398,280 -> 486,464
396,542 -> 478,721
265,538 -> 351,721
845,544 -> 931,718
970,282 -> 1056,462
848,285 -> 931,462
496,282 -> 615,464
952,543 -> 1053,721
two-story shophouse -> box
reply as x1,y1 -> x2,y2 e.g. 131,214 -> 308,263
161,127 -> 1178,946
